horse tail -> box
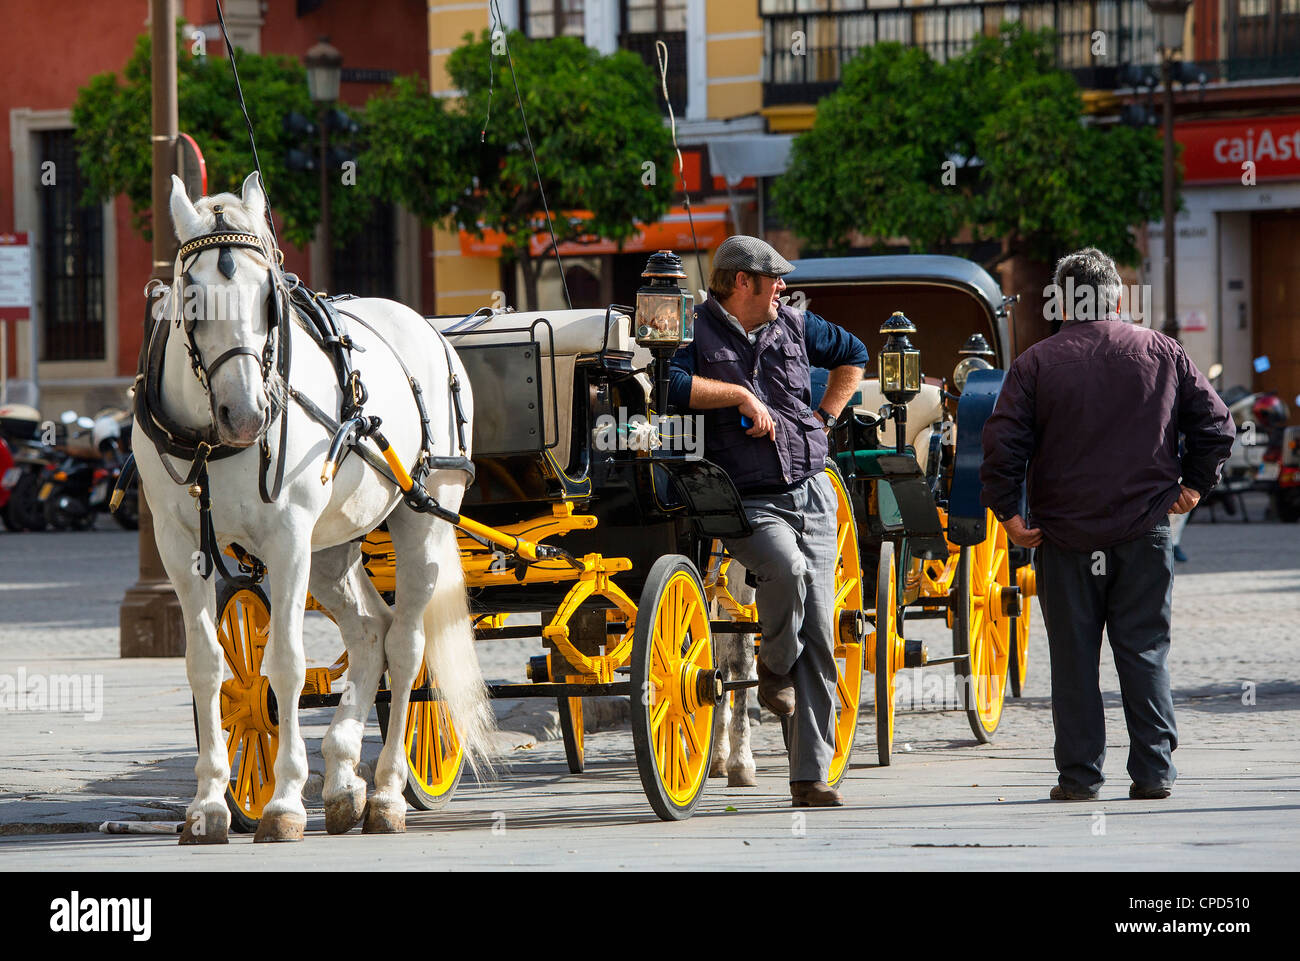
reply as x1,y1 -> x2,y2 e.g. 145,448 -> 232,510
421,521 -> 498,780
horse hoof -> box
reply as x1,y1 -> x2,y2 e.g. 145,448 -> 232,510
324,785 -> 366,835
361,798 -> 406,834
728,768 -> 757,788
253,811 -> 306,843
178,812 -> 229,845
709,761 -> 727,778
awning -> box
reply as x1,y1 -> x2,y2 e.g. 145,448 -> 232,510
707,135 -> 794,185
458,204 -> 731,258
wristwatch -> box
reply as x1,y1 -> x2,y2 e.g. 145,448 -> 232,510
815,406 -> 836,429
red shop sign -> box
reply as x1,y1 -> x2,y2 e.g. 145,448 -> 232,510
1176,116 -> 1300,184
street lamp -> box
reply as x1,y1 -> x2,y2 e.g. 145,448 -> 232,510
1147,0 -> 1192,341
304,36 -> 342,292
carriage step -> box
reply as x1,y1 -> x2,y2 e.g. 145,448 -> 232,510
710,620 -> 762,635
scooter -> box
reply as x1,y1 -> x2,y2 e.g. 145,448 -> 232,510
0,403 -> 54,532
1201,364 -> 1291,522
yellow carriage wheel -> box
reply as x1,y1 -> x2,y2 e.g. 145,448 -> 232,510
558,686 -> 585,774
1009,559 -> 1035,697
630,556 -> 720,821
208,580 -> 276,833
873,541 -> 904,767
825,464 -> 864,788
952,510 -> 1012,741
376,663 -> 465,810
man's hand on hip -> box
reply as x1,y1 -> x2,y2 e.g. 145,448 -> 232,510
1169,485 -> 1201,515
738,391 -> 775,438
1004,514 -> 1043,548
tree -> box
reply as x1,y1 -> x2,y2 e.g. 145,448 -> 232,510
773,26 -> 1165,268
363,31 -> 676,309
72,28 -> 368,249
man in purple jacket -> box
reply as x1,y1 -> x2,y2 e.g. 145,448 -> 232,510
980,247 -> 1234,802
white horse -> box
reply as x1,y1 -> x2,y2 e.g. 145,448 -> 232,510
135,172 -> 494,843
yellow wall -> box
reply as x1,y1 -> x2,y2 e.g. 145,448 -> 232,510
427,2 -> 490,96
706,2 -> 762,118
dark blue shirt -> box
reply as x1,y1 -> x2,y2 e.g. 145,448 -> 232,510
668,307 -> 869,409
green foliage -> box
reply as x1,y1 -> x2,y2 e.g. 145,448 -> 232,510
362,30 -> 675,295
774,25 -> 1165,266
72,28 -> 368,248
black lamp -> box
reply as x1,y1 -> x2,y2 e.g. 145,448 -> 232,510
878,311 -> 922,453
636,250 -> 693,418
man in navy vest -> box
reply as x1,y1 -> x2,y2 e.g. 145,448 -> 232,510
668,235 -> 869,806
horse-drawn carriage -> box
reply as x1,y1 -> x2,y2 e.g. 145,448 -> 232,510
136,176 -> 1033,839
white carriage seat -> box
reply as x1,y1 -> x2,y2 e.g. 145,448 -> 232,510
850,379 -> 945,475
438,308 -> 639,474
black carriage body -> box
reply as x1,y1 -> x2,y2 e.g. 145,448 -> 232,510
436,308 -> 750,611
787,255 -> 1017,576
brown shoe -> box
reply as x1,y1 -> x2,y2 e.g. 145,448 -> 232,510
791,781 -> 843,807
1050,785 -> 1100,801
757,659 -> 795,718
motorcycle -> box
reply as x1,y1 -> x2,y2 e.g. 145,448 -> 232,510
1275,425 -> 1300,523
38,409 -> 137,531
1202,364 -> 1293,522
0,403 -> 53,532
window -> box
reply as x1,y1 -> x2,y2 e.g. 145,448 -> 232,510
332,202 -> 396,300
620,0 -> 688,111
38,129 -> 105,362
523,0 -> 585,38
624,0 -> 687,33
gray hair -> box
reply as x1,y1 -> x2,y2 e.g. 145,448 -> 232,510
1053,247 -> 1122,321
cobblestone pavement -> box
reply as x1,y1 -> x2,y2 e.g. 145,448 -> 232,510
0,499 -> 1295,869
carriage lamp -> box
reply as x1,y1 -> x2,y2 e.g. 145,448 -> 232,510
635,250 -> 694,349
878,311 -> 921,406
877,311 -> 922,454
952,332 -> 995,393
636,250 -> 694,421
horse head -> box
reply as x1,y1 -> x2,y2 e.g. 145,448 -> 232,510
169,172 -> 278,448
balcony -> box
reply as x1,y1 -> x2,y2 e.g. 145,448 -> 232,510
760,0 -> 1300,105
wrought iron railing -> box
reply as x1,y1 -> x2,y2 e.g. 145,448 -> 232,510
760,0 -> 1300,104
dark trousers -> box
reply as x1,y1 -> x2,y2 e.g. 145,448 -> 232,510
1037,519 -> 1179,793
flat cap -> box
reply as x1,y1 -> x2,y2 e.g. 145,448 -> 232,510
712,235 -> 795,277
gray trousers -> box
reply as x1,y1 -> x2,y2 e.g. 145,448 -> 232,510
1037,518 -> 1179,794
722,472 -> 838,783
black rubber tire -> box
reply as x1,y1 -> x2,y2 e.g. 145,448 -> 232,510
7,473 -> 47,531
875,541 -> 896,767
630,554 -> 716,821
557,696 -> 585,774
1276,489 -> 1300,524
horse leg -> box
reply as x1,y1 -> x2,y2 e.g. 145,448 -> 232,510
253,533 -> 313,842
155,519 -> 229,845
709,630 -> 733,778
727,629 -> 758,787
310,543 -> 392,835
361,511 -> 438,834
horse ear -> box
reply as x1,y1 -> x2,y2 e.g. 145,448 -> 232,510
241,172 -> 267,225
169,175 -> 204,241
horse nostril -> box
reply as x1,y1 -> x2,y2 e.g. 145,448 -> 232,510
219,404 -> 231,425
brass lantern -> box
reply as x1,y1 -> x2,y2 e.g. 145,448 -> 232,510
878,311 -> 921,405
635,250 -> 694,349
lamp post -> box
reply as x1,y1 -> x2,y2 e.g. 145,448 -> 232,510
1147,0 -> 1192,341
304,36 -> 342,293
